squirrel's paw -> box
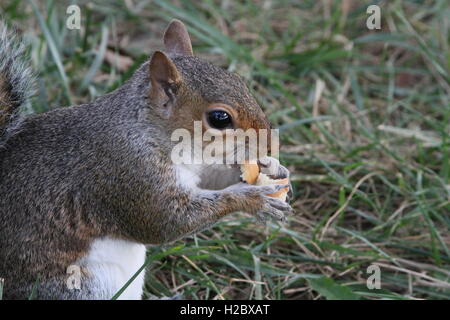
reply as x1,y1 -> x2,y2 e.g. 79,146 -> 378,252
258,157 -> 293,203
256,196 -> 293,223
226,183 -> 293,222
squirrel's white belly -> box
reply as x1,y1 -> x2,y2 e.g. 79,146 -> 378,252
79,237 -> 147,300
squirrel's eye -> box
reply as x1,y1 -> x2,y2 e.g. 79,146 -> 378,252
207,110 -> 232,129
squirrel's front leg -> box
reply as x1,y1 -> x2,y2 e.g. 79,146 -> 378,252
154,181 -> 292,243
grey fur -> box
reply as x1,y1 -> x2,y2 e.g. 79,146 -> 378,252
0,21 -> 34,145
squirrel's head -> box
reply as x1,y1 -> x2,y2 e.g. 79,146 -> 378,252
148,20 -> 274,163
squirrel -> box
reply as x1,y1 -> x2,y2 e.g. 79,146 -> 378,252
0,19 -> 293,300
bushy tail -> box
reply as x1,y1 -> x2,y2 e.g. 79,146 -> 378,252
0,21 -> 33,137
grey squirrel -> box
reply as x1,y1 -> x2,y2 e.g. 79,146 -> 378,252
0,19 -> 293,300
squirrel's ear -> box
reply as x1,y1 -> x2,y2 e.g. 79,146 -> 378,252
149,51 -> 181,85
163,19 -> 193,56
149,51 -> 181,114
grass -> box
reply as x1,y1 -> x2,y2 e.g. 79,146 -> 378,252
2,0 -> 449,300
